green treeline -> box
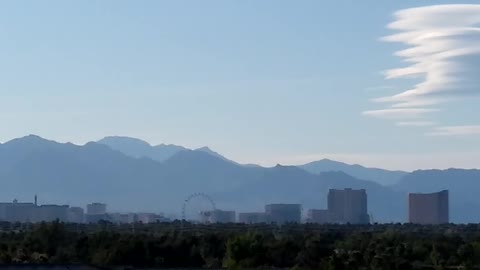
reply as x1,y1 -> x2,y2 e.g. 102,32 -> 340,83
0,222 -> 480,269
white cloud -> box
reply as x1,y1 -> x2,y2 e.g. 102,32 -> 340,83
396,121 -> 436,127
362,108 -> 438,119
426,125 -> 480,136
365,4 -> 480,128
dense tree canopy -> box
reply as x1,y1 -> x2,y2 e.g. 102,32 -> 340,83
0,221 -> 480,269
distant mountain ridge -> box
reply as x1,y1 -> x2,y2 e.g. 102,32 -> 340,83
97,136 -> 188,162
97,136 -> 240,165
0,135 -> 479,223
98,137 -> 407,186
300,159 -> 408,186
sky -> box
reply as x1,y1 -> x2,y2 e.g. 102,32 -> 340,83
1,0 -> 480,171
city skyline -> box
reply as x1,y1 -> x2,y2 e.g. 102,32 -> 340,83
0,133 -> 476,223
0,188 -> 449,225
1,1 -> 480,171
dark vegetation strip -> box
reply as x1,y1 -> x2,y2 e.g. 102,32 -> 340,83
0,221 -> 479,269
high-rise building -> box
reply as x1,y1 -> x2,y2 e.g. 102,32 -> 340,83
328,189 -> 369,224
238,212 -> 266,224
408,190 -> 449,224
86,203 -> 107,215
68,207 -> 85,223
306,209 -> 329,224
86,203 -> 108,223
265,204 -> 301,224
0,203 -> 11,221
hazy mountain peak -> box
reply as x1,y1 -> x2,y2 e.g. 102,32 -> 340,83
4,134 -> 58,147
299,159 -> 408,186
194,146 -> 239,165
156,143 -> 184,147
318,158 -> 363,168
98,136 -> 152,147
10,134 -> 46,142
195,146 -> 212,152
153,144 -> 188,153
195,146 -> 219,156
97,136 -> 251,167
98,136 -> 180,161
24,134 -> 43,139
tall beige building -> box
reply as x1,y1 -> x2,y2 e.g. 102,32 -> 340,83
408,190 -> 449,224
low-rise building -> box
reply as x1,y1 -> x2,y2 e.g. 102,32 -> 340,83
238,212 -> 266,224
306,209 -> 329,224
136,213 -> 165,223
265,204 -> 301,224
37,205 -> 69,222
7,200 -> 36,223
202,210 -> 236,223
109,213 -> 130,224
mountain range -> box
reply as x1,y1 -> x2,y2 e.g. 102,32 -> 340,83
97,136 -> 229,163
300,159 -> 408,186
0,135 -> 479,223
98,136 -> 406,184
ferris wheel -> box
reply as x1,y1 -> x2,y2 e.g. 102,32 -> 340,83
181,193 -> 217,222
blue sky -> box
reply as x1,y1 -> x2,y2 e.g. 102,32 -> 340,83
0,0 -> 479,170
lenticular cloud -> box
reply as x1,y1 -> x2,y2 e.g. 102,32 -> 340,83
367,4 -> 480,120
